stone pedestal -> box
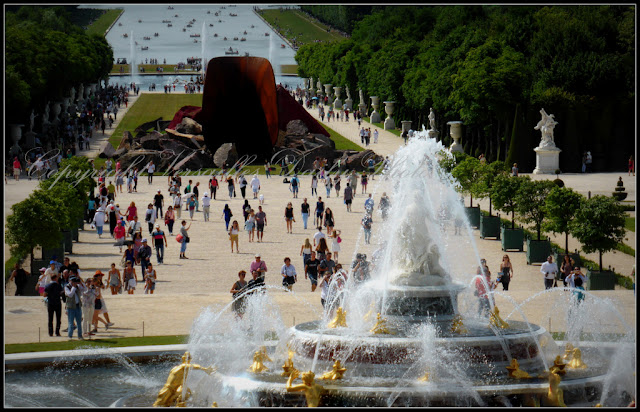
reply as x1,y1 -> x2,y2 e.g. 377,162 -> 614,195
370,96 -> 381,123
401,120 -> 412,134
532,146 -> 561,174
24,131 -> 37,148
345,98 -> 353,111
383,101 -> 395,130
447,121 -> 464,153
358,102 -> 366,114
333,86 -> 342,110
9,124 -> 24,155
427,129 -> 439,140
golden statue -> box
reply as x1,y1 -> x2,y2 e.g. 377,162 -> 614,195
370,313 -> 395,335
562,343 -> 574,362
211,402 -> 218,407
567,348 -> 587,369
506,358 -> 531,379
327,307 -> 347,328
542,368 -> 566,407
488,306 -> 509,329
248,346 -> 272,373
522,394 -> 540,407
282,347 -> 299,378
153,351 -> 215,407
417,370 -> 431,382
594,404 -> 602,407
363,301 -> 376,322
450,315 -> 468,334
286,370 -> 325,408
550,355 -> 567,375
318,359 -> 347,380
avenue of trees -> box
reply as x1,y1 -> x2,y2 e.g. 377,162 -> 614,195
296,5 -> 634,172
5,6 -> 113,125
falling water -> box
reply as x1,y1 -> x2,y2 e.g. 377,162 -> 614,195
201,21 -> 207,76
268,31 -> 278,76
129,30 -> 137,85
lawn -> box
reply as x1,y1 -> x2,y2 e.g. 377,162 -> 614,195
85,8 -> 123,36
323,124 -> 364,152
110,64 -> 202,75
5,335 -> 187,354
625,217 -> 635,232
259,8 -> 345,46
280,64 -> 299,75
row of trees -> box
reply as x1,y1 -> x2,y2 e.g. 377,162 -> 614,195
5,157 -> 96,265
5,6 -> 113,125
448,154 -> 626,271
296,6 -> 634,171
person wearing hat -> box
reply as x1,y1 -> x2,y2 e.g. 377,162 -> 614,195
44,273 -> 65,336
154,189 -> 164,219
138,238 -> 153,273
64,275 -> 87,339
44,260 -> 59,287
92,206 -> 107,238
201,191 -> 211,222
151,223 -> 168,264
250,254 -> 268,280
36,267 -> 49,296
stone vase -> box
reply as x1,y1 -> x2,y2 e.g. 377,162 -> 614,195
52,102 -> 62,121
333,86 -> 342,110
383,101 -> 395,130
370,96 -> 381,123
9,124 -> 24,154
447,121 -> 464,153
323,84 -> 332,101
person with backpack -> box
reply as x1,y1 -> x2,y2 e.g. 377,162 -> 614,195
290,174 -> 300,198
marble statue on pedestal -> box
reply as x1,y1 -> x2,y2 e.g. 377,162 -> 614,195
532,108 -> 562,174
29,110 -> 36,133
70,87 -> 76,103
428,108 -> 437,131
534,108 -> 558,148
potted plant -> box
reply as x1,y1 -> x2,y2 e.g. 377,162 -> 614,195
514,177 -> 556,264
570,195 -> 626,290
543,186 -> 584,265
477,161 -> 508,239
451,157 -> 482,228
492,174 -> 525,251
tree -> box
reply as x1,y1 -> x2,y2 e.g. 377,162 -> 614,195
569,195 -> 626,272
438,150 -> 468,174
514,177 -> 555,240
543,186 -> 585,254
475,160 -> 508,215
491,174 -> 524,229
451,157 -> 482,207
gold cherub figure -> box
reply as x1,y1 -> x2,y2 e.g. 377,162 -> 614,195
488,306 -> 509,329
363,301 -> 376,322
562,342 -> 575,362
417,370 -> 431,382
248,346 -> 272,373
506,358 -> 531,379
542,367 -> 566,407
450,315 -> 468,334
286,370 -> 325,408
370,313 -> 395,335
282,347 -> 300,378
153,351 -> 215,407
327,307 -> 348,328
318,359 -> 347,380
550,355 -> 567,375
567,348 -> 587,369
211,401 -> 218,407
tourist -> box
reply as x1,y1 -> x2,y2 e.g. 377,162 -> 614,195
333,174 -> 341,197
361,213 -> 373,244
311,174 -> 318,196
209,175 -> 219,199
222,204 -> 233,230
106,201 -> 119,237
242,199 -> 252,222
87,196 -> 96,223
313,226 -> 326,248
363,195 -> 375,216
147,161 -> 156,184
9,262 -> 30,296
511,163 -> 519,177
113,220 -> 126,253
151,223 -> 168,264
238,174 -> 248,199
64,275 -> 86,339
123,260 -> 138,294
246,267 -> 265,295
187,195 -> 197,220
173,192 -> 182,219
127,215 -> 142,239
475,265 -> 495,316
92,207 -> 107,238
629,155 -> 635,176
108,263 -> 122,295
499,255 -> 514,291
323,208 -> 335,236
319,268 -> 332,309
107,181 -> 116,201
255,206 -> 267,242
250,174 -> 261,199
540,255 -> 558,289
316,237 -> 330,261
585,151 -> 593,172
226,175 -> 236,198
250,254 -> 268,280
324,175 -> 333,197
81,277 -> 97,336
164,205 -> 176,235
179,221 -> 191,259
373,129 -> 379,144
92,272 -> 113,330
265,160 -> 272,179
300,238 -> 312,268
144,203 -> 157,234
290,174 -> 300,198
379,192 -> 390,220
281,257 -> 297,291
229,220 -> 240,253
319,251 -> 336,279
230,271 -> 248,318
201,192 -> 211,221
314,196 -> 325,227
144,263 -> 157,294
329,230 -> 342,263
571,271 -> 586,303
361,172 -> 368,194
193,182 -> 200,211
12,156 -> 21,181
44,273 -> 64,337
560,255 -> 573,287
304,251 -> 320,292
116,171 -> 125,193
125,201 -> 137,221
43,260 -> 59,289
343,183 -> 353,212
245,209 -> 256,242
285,202 -> 295,234
300,198 -> 310,229
154,189 -> 164,219
349,170 -> 358,194
138,238 -> 153,274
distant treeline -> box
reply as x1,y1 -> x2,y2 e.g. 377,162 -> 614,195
5,6 -> 113,126
297,6 -> 634,172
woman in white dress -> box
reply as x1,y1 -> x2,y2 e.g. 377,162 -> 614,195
330,230 -> 341,263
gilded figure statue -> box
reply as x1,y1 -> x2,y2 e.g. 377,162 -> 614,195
249,346 -> 272,373
286,370 -> 325,408
488,306 -> 509,329
327,307 -> 347,328
318,359 -> 347,380
542,368 -> 566,407
370,313 -> 394,335
153,351 -> 215,407
567,348 -> 587,369
450,315 -> 468,334
505,358 -> 531,379
563,343 -> 575,362
282,347 -> 299,378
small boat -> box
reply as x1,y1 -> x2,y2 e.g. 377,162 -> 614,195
224,47 -> 238,55
168,6 -> 174,9
168,24 -> 172,27
233,37 -> 238,41
174,14 -> 179,17
182,28 -> 186,32
243,31 -> 247,35
138,19 -> 142,23
207,10 -> 210,14
209,23 -> 213,27
135,41 -> 138,45
265,33 -> 269,36
118,22 -> 122,26
251,25 -> 255,28
162,19 -> 171,23
143,36 -> 151,40
281,44 -> 286,48
214,11 -> 219,16
123,33 -> 128,38
218,19 -> 222,23
213,33 -> 218,37
223,36 -> 227,40
193,39 -> 198,43
190,33 -> 201,38
229,13 -> 237,17
154,33 -> 159,37
240,37 -> 246,42
141,46 -> 148,50
186,24 -> 192,28
244,52 -> 250,56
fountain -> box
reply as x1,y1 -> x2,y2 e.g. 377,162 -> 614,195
201,21 -> 208,77
129,31 -> 138,85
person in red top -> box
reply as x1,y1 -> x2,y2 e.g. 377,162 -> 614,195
114,220 -> 126,252
475,259 -> 496,316
629,155 -> 635,177
125,202 -> 137,221
12,157 -> 21,181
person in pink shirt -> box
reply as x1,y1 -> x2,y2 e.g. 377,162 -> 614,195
12,157 -> 21,181
249,254 -> 268,280
114,220 -> 126,252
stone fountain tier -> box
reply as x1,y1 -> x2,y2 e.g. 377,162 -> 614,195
370,283 -> 466,322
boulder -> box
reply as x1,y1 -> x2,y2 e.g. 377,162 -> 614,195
275,129 -> 287,147
113,147 -> 127,158
286,119 -> 309,137
140,132 -> 165,150
118,131 -> 134,150
98,141 -> 116,159
213,143 -> 238,168
134,117 -> 163,135
345,149 -> 382,171
175,117 -> 203,135
297,145 -> 338,172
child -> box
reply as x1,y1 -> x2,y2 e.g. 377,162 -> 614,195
144,263 -> 157,294
259,193 -> 265,205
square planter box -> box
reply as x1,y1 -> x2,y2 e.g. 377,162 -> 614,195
501,226 -> 523,252
526,238 -> 551,265
586,269 -> 616,290
62,230 -> 73,254
77,217 -> 85,231
71,226 -> 79,242
465,206 -> 480,229
480,215 -> 501,239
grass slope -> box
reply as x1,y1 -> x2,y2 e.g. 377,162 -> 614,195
259,8 -> 344,46
86,8 -> 123,36
5,335 -> 187,354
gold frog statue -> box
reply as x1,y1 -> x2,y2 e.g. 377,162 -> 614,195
153,351 -> 215,407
